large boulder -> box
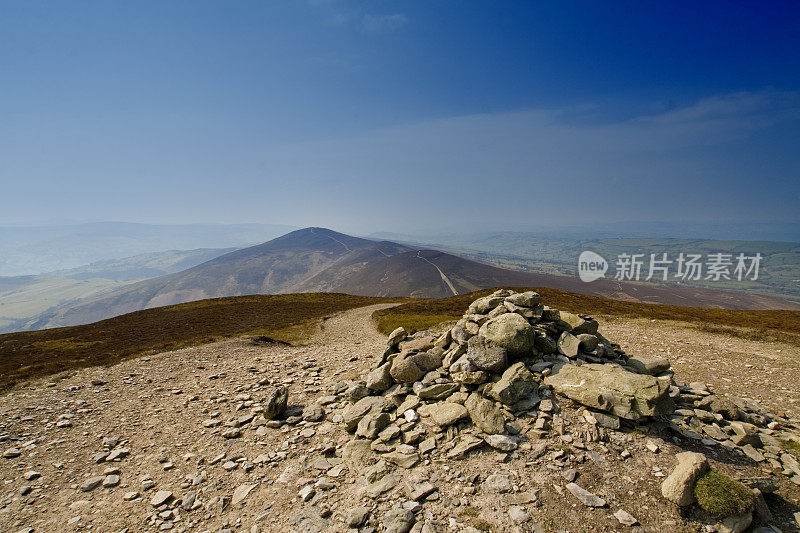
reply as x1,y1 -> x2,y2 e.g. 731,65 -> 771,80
465,393 -> 506,434
390,351 -> 442,383
487,362 -> 536,405
544,363 -> 673,420
478,313 -> 536,356
465,335 -> 507,372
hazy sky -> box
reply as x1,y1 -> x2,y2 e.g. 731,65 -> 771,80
2,1 -> 799,234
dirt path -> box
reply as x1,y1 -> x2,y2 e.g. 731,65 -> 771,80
416,251 -> 459,296
0,303 -> 400,533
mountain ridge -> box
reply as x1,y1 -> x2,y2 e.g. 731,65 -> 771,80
22,227 -> 800,330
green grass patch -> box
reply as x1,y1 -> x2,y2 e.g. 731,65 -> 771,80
0,293 -> 405,392
779,438 -> 800,460
694,470 -> 756,517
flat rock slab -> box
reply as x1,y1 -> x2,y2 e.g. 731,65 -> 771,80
545,363 -> 672,420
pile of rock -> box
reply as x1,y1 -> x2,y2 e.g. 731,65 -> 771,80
344,289 -> 677,467
339,289 -> 800,530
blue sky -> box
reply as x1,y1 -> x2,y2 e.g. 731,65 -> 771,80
1,1 -> 799,234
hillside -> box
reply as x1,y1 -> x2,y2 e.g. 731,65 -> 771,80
23,228 -> 800,330
0,248 -> 238,333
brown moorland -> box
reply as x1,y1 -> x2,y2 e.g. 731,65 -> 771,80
0,293 -> 408,391
3,287 -> 800,393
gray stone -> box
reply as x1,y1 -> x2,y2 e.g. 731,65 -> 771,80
487,362 -> 536,405
557,332 -> 580,357
468,296 -> 505,314
465,335 -> 508,372
2,448 -> 21,459
356,412 -> 391,439
150,490 -> 173,507
365,362 -> 394,391
102,474 -> 120,487
429,402 -> 469,426
660,451 -> 709,506
717,512 -> 753,533
545,363 -> 673,420
505,291 -> 542,308
534,334 -> 557,354
576,334 -> 599,352
343,439 -> 374,467
418,382 -> 459,400
390,351 -> 442,383
345,506 -> 371,528
181,492 -> 196,510
558,312 -> 599,335
485,474 -> 513,493
303,404 -> 326,422
484,434 -> 517,451
465,393 -> 506,434
613,509 -> 638,526
383,509 -> 415,533
565,483 -> 606,507
508,505 -> 530,524
232,483 -> 257,506
263,386 -> 288,420
80,476 -> 104,492
478,313 -> 537,356
405,480 -> 436,501
627,354 -> 671,375
343,396 -> 383,432
388,327 -> 408,347
447,434 -> 484,458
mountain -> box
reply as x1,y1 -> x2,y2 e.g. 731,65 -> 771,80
23,228 -> 799,331
0,248 -> 239,333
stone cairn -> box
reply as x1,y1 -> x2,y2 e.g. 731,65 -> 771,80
341,289 -> 800,524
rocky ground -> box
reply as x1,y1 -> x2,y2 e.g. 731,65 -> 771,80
1,297 -> 799,533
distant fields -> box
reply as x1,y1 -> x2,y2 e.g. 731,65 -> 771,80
426,236 -> 800,304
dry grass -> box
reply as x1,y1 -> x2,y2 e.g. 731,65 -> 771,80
0,293 -> 407,392
373,286 -> 800,336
